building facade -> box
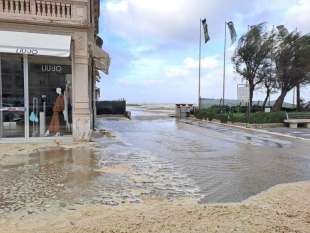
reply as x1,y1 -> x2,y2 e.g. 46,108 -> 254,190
0,0 -> 110,140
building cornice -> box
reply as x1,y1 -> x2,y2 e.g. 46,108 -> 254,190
0,18 -> 92,30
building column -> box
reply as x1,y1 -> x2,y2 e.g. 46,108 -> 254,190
72,32 -> 92,141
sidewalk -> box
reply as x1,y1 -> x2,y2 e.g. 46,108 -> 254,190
180,118 -> 310,141
263,127 -> 310,140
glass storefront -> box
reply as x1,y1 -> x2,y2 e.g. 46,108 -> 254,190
0,55 -> 25,138
0,54 -> 72,139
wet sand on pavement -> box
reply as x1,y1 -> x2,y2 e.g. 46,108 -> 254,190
1,181 -> 310,233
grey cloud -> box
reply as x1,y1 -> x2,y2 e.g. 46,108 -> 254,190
102,0 -> 295,48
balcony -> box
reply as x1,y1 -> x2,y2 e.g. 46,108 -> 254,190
0,0 -> 90,27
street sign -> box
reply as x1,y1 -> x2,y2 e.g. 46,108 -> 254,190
237,84 -> 249,103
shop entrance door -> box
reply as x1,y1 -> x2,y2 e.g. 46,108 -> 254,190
0,55 -> 27,138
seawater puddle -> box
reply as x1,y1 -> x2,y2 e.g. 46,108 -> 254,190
96,137 -> 202,201
0,139 -> 202,216
0,148 -> 99,215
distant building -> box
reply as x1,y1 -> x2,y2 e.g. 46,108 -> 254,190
0,0 -> 110,140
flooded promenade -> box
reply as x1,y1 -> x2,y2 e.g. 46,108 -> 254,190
1,105 -> 310,232
99,105 -> 310,203
1,105 -> 310,218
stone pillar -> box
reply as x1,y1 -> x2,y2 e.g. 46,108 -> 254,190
72,32 -> 91,141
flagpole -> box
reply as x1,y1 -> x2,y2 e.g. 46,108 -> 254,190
222,21 -> 227,109
198,18 -> 202,109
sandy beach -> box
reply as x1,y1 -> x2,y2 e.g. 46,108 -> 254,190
1,181 -> 309,233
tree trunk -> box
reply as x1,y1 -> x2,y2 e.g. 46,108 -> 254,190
296,84 -> 301,112
249,85 -> 254,113
272,91 -> 287,112
262,89 -> 271,109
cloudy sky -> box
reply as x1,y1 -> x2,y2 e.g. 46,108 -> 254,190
98,0 -> 310,104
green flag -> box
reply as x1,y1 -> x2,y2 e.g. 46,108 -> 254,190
201,19 -> 210,43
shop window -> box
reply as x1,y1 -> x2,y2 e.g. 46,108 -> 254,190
28,56 -> 72,137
